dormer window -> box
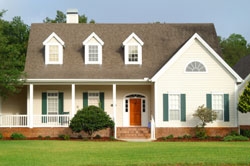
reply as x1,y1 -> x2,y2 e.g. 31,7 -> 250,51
43,32 -> 64,65
123,33 -> 144,65
83,32 -> 104,64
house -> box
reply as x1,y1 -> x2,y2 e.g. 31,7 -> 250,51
0,10 -> 243,139
233,54 -> 250,130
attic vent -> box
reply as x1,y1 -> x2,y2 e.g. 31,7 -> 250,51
66,9 -> 79,23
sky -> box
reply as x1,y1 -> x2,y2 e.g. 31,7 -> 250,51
1,0 -> 250,42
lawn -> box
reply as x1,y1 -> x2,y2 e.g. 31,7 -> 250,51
0,140 -> 250,166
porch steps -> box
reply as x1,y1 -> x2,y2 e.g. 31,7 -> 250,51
117,127 -> 151,139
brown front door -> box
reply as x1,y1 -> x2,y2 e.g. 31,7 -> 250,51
130,98 -> 141,126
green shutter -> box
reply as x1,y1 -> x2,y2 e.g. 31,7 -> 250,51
206,94 -> 212,109
59,92 -> 64,115
83,92 -> 88,108
163,94 -> 169,121
224,94 -> 229,122
99,92 -> 104,110
42,92 -> 47,123
181,94 -> 186,122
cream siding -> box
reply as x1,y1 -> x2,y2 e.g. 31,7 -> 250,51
155,39 -> 237,127
1,87 -> 27,115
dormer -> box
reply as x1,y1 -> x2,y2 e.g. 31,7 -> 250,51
43,32 -> 65,65
122,33 -> 144,65
83,32 -> 104,64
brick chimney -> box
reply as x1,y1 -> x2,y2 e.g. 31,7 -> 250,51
66,9 -> 79,23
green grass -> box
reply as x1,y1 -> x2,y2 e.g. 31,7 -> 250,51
0,141 -> 250,166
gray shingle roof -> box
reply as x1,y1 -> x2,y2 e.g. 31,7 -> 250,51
233,55 -> 250,79
24,23 -> 221,79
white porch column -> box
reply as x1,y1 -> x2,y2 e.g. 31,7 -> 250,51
113,84 -> 117,139
71,84 -> 76,117
29,84 -> 34,128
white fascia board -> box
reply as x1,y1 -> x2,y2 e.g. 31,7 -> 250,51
82,32 -> 104,46
42,32 -> 65,46
122,32 -> 144,46
151,33 -> 243,83
25,78 -> 152,85
238,73 -> 250,93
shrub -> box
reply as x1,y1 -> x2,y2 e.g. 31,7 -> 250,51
166,134 -> 174,139
0,133 -> 3,140
109,136 -> 116,141
10,133 -> 26,140
223,135 -> 249,141
195,127 -> 207,139
94,134 -> 102,139
183,134 -> 192,139
240,129 -> 250,138
38,135 -> 43,140
64,135 -> 70,140
69,106 -> 114,139
45,136 -> 50,140
193,105 -> 217,127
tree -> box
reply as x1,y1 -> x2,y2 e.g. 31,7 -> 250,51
193,105 -> 217,138
43,10 -> 95,23
238,82 -> 250,113
219,34 -> 250,67
193,105 -> 217,128
69,106 -> 114,139
0,10 -> 29,98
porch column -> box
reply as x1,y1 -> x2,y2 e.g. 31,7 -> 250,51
28,84 -> 34,128
71,84 -> 76,117
113,84 -> 117,139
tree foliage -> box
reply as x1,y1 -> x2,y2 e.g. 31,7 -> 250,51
238,82 -> 250,113
193,105 -> 217,128
0,10 -> 29,98
43,10 -> 95,23
69,106 -> 114,139
219,34 -> 250,67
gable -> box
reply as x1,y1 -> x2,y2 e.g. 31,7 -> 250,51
152,33 -> 242,83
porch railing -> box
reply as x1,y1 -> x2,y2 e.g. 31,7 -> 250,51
0,115 -> 71,127
0,115 -> 28,127
33,115 -> 71,127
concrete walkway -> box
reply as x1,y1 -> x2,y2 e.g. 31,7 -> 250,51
119,139 -> 154,142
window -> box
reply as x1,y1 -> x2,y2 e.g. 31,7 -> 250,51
88,45 -> 99,62
212,94 -> 224,120
83,32 -> 104,64
128,45 -> 138,62
47,92 -> 58,115
83,92 -> 105,110
43,32 -> 64,65
49,45 -> 59,62
123,33 -> 144,65
206,93 -> 229,121
163,93 -> 186,122
169,94 -> 180,120
186,61 -> 206,72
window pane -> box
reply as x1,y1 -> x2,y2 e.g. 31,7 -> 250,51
169,94 -> 180,120
128,46 -> 138,62
47,92 -> 58,115
88,92 -> 99,107
49,45 -> 59,62
212,94 -> 224,120
89,45 -> 98,62
186,61 -> 206,72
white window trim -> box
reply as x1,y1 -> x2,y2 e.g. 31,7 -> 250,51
83,32 -> 104,65
124,44 -> 142,65
45,44 -> 63,65
168,93 -> 181,121
84,44 -> 102,64
211,93 -> 224,121
123,33 -> 144,65
184,60 -> 207,73
43,32 -> 64,65
47,91 -> 59,115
